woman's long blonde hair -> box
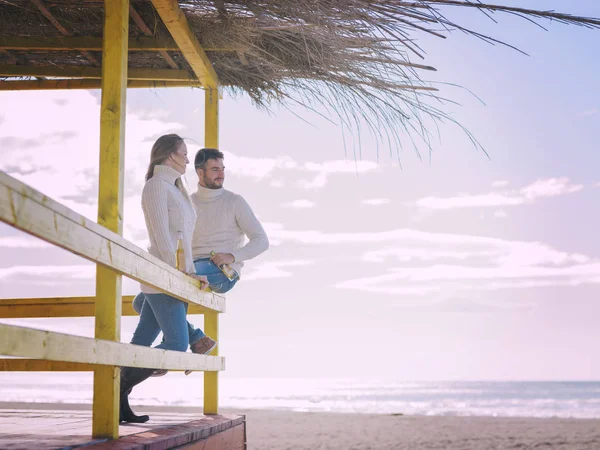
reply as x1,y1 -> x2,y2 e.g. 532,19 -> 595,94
145,134 -> 190,198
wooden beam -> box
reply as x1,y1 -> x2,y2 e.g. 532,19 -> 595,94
31,0 -> 99,66
0,295 -> 206,318
94,0 -> 130,437
0,65 -> 195,81
129,5 -> 179,69
0,36 -> 228,52
0,171 -> 225,313
0,359 -> 95,371
0,79 -> 205,90
0,359 -> 202,371
0,323 -> 225,372
151,0 -> 219,88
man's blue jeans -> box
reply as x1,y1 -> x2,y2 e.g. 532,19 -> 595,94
132,258 -> 238,346
130,292 -> 200,352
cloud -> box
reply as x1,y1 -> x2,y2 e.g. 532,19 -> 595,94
260,223 -> 600,296
223,150 -> 379,190
363,199 -> 390,206
0,265 -> 95,282
243,260 -> 313,281
494,210 -> 507,219
416,193 -> 523,209
577,109 -> 598,117
520,178 -> 583,200
0,131 -> 77,150
282,200 -> 316,209
298,160 -> 378,190
415,178 -> 583,210
224,153 -> 298,180
0,89 -> 184,242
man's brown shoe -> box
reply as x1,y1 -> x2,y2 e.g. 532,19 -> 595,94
186,336 -> 217,375
190,335 -> 217,355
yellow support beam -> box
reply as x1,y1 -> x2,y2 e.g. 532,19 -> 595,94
204,312 -> 220,414
0,36 -> 180,52
0,79 -> 204,91
93,0 -> 129,438
0,65 -> 195,81
0,295 -> 206,319
205,88 -> 220,148
203,87 -> 220,414
0,324 -> 225,372
0,171 -> 226,313
151,0 -> 219,88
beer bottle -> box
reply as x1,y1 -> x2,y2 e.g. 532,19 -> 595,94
175,232 -> 185,271
210,251 -> 239,281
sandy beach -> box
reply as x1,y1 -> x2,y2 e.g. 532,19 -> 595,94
237,409 -> 600,450
1,403 -> 599,450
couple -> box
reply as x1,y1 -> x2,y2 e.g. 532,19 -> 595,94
120,134 -> 269,424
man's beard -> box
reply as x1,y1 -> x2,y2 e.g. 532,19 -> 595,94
202,175 -> 223,190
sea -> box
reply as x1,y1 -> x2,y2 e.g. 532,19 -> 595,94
1,374 -> 600,419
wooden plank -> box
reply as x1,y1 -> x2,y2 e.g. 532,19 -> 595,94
0,323 -> 225,372
0,359 -> 206,371
79,415 -> 244,449
93,0 -> 130,438
0,171 -> 225,314
151,0 -> 219,88
0,65 -> 195,81
175,424 -> 245,450
0,36 -> 225,52
0,359 -> 95,371
0,296 -> 206,319
0,79 -> 204,90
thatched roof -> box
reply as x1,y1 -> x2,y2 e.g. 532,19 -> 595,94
1,1 -> 599,149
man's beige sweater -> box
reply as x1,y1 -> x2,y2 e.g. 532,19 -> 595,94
190,185 -> 269,275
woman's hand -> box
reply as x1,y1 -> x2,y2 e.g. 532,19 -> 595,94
189,273 -> 209,290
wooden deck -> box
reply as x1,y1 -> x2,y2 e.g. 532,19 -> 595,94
0,404 -> 245,450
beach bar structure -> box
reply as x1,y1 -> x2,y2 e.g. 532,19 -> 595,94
2,0 -> 600,448
0,0 -> 243,448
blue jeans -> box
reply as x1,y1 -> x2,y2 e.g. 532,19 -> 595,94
131,258 -> 238,346
130,293 -> 203,352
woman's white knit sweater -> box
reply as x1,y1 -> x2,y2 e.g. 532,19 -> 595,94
140,164 -> 196,294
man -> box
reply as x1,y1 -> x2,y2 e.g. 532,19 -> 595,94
189,147 -> 269,296
132,148 -> 269,373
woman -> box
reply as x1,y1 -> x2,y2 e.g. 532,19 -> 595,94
120,134 -> 215,424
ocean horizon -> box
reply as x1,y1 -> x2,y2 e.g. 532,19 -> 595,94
1,373 -> 599,419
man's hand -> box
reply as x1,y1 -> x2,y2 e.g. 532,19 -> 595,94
189,273 -> 209,290
211,252 -> 235,268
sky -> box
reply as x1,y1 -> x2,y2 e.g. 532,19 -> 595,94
1,0 -> 599,381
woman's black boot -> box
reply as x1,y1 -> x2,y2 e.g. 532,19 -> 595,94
119,367 -> 154,423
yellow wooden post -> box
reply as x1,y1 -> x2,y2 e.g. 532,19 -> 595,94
204,87 -> 220,414
92,0 -> 129,439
